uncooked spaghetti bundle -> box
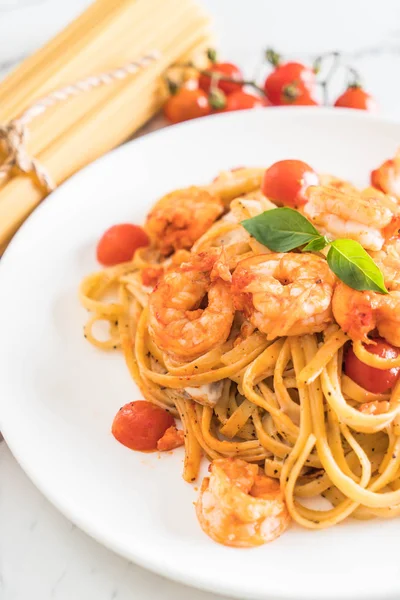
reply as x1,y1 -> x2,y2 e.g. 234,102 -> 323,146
0,0 -> 212,251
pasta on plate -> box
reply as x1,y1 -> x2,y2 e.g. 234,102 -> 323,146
79,152 -> 400,548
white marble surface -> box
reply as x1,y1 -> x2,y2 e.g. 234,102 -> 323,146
2,1 -> 400,599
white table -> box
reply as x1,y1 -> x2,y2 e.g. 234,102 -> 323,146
2,1 -> 400,598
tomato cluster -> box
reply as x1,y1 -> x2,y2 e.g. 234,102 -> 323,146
163,48 -> 376,125
164,59 -> 268,124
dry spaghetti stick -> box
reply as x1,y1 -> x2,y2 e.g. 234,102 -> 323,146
0,28 -> 212,249
23,0 -> 205,159
0,0 -> 185,119
0,0 -> 191,171
0,0 -> 128,106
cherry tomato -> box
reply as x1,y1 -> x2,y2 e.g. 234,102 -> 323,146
112,401 -> 175,452
222,90 -> 268,112
261,159 -> 319,208
264,62 -> 316,105
164,88 -> 211,124
282,88 -> 319,106
96,224 -> 149,266
345,338 -> 400,394
199,62 -> 243,95
334,86 -> 377,111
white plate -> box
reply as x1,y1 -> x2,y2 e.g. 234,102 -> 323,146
1,108 -> 400,600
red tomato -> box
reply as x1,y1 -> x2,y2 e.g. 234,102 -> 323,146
334,86 -> 377,111
261,159 -> 319,208
222,90 -> 268,111
345,338 -> 400,394
164,88 -> 211,124
199,62 -> 243,95
264,62 -> 316,105
96,224 -> 149,266
112,401 -> 175,452
283,89 -> 319,106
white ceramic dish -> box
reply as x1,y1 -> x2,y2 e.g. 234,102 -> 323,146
1,108 -> 400,600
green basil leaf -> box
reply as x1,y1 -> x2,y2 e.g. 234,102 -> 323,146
327,239 -> 388,294
241,207 -> 324,252
302,236 -> 330,252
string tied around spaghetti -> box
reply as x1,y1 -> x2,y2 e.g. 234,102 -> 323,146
0,120 -> 54,191
0,50 -> 161,194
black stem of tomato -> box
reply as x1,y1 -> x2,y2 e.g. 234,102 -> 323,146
316,51 -> 340,105
346,66 -> 361,87
173,62 -> 266,96
200,69 -> 266,95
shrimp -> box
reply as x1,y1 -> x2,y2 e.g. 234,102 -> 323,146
196,458 -> 290,547
319,174 -> 360,195
303,185 -> 396,251
332,281 -> 400,346
371,150 -> 400,199
192,193 -> 276,260
370,239 -> 400,291
369,210 -> 400,291
232,253 -> 335,339
145,187 -> 223,256
148,249 -> 234,360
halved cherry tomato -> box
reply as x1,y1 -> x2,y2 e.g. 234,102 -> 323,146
199,62 -> 243,95
96,224 -> 149,266
164,88 -> 211,124
112,401 -> 175,452
261,159 -> 319,208
334,86 -> 377,111
264,62 -> 316,105
345,338 -> 400,394
222,90 -> 268,111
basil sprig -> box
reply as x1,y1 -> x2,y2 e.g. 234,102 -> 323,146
241,207 -> 388,294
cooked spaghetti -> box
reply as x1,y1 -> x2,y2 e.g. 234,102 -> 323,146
80,155 -> 400,547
